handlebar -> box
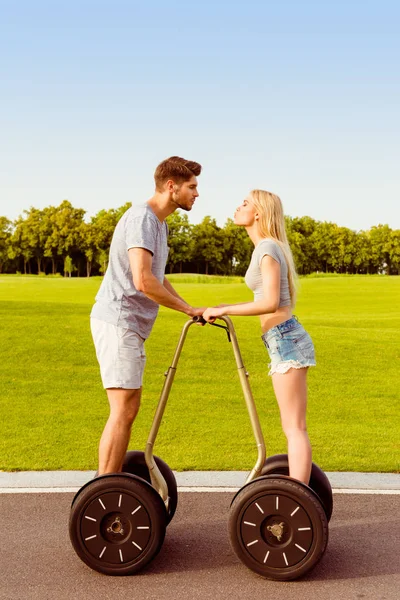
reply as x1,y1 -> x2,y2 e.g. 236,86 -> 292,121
192,315 -> 207,325
192,315 -> 231,342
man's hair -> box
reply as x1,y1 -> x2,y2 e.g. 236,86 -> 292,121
154,156 -> 202,191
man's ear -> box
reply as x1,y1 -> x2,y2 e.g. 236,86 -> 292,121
166,179 -> 176,193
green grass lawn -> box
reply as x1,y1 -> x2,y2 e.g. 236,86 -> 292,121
0,274 -> 399,473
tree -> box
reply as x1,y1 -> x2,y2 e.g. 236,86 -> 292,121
290,217 -> 318,273
310,222 -> 337,273
90,208 -> 121,274
42,206 -> 58,274
10,215 -> 34,274
96,248 -> 109,275
387,229 -> 400,275
2,197 -> 399,277
79,203 -> 130,276
353,231 -> 372,274
192,217 -> 224,275
221,218 -> 252,276
44,201 -> 86,275
285,217 -> 307,274
64,255 -> 76,277
115,202 -> 132,221
17,207 -> 51,273
92,208 -> 120,248
79,221 -> 98,277
334,227 -> 358,273
165,211 -> 194,273
369,224 -> 392,274
0,217 -> 12,273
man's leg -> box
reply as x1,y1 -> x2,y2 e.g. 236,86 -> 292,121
98,387 -> 142,475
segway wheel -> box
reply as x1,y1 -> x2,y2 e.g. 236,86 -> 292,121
229,476 -> 328,581
261,454 -> 333,522
69,474 -> 167,575
121,451 -> 178,524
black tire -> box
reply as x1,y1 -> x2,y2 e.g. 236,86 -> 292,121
229,476 -> 328,581
261,454 -> 333,522
69,474 -> 167,575
121,451 -> 178,524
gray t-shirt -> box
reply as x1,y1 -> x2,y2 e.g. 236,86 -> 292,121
90,203 -> 169,339
244,238 -> 291,307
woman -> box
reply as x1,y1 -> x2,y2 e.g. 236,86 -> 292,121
202,190 -> 316,484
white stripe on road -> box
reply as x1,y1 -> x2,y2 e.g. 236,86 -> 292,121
0,488 -> 83,493
332,489 -> 400,495
0,487 -> 400,494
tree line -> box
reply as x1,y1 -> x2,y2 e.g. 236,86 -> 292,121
0,200 -> 398,276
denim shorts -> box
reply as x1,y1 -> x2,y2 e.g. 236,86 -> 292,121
261,317 -> 316,376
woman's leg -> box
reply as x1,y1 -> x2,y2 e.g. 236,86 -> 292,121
271,367 -> 312,484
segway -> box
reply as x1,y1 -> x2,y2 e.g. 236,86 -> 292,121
69,315 -> 332,579
194,315 -> 332,580
69,337 -> 183,575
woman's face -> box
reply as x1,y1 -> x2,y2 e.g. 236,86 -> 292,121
234,195 -> 257,227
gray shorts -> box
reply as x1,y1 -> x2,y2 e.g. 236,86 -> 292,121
90,318 -> 146,389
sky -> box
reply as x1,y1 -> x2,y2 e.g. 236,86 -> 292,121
1,0 -> 399,232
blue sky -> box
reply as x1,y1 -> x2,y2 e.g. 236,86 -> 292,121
1,0 -> 399,231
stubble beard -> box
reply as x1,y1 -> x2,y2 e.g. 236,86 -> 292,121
172,191 -> 191,212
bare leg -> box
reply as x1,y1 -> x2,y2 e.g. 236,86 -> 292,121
98,387 -> 142,475
271,368 -> 312,484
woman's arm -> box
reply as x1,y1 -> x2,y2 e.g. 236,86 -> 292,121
203,255 -> 280,321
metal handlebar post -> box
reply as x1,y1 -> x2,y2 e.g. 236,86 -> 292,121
145,319 -> 195,504
216,316 -> 266,484
145,316 -> 266,506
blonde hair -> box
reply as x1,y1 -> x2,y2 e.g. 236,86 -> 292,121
249,189 -> 298,307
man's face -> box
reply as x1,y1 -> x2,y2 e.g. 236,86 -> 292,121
170,176 -> 199,211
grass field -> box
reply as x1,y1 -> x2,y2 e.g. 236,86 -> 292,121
0,274 -> 399,473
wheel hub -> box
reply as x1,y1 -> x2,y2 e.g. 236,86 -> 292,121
262,515 -> 291,547
107,516 -> 124,535
101,511 -> 132,543
266,522 -> 285,541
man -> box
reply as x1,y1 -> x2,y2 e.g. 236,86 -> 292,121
90,156 -> 204,475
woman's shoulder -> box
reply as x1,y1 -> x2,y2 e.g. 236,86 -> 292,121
254,238 -> 284,265
257,237 -> 278,246
255,237 -> 282,252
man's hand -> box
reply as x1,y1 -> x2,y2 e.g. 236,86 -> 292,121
187,306 -> 207,318
202,306 -> 225,323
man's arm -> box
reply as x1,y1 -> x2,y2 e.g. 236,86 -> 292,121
129,248 -> 200,316
163,276 -> 187,303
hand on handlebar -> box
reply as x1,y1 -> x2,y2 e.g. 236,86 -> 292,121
189,306 -> 207,318
202,306 -> 224,323
187,306 -> 208,324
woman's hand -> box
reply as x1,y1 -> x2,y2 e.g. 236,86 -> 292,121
202,306 -> 225,323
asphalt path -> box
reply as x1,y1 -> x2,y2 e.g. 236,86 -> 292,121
1,491 -> 399,600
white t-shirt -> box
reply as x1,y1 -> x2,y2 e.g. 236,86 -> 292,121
244,238 -> 291,307
90,203 -> 169,339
